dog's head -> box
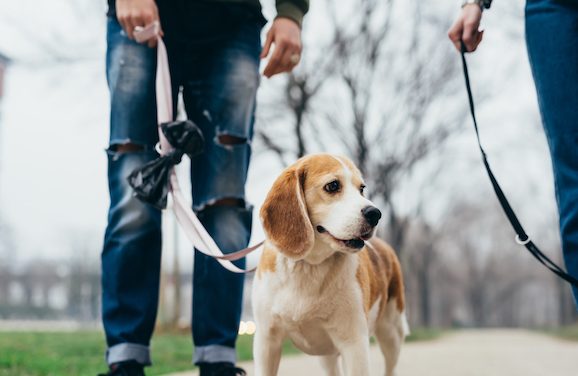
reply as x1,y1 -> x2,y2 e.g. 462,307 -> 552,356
260,153 -> 381,260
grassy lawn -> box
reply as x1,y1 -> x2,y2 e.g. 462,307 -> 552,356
0,331 -> 194,376
542,324 -> 578,342
0,328 -> 441,375
405,327 -> 442,342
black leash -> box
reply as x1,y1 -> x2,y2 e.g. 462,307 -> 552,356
460,41 -> 578,288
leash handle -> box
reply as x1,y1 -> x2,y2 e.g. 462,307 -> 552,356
135,24 -> 259,273
460,41 -> 578,287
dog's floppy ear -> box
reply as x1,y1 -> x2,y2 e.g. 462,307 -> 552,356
260,162 -> 314,259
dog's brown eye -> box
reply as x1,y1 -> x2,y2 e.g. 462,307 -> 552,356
324,180 -> 340,193
360,185 -> 366,195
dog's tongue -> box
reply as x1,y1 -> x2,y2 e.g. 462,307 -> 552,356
344,238 -> 365,249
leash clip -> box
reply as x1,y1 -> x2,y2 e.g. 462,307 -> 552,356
155,142 -> 163,155
515,234 -> 531,246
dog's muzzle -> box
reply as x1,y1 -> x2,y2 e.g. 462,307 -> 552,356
362,206 -> 382,227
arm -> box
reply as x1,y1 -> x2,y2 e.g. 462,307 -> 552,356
261,0 -> 310,78
276,0 -> 309,28
448,1 -> 487,53
115,0 -> 161,48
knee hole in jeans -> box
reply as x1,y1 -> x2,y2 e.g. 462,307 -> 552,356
196,197 -> 247,212
205,197 -> 246,209
109,142 -> 146,153
216,134 -> 247,146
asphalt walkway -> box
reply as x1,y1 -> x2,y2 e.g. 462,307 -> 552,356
166,329 -> 578,376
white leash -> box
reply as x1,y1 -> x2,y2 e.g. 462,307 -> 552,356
134,22 -> 260,273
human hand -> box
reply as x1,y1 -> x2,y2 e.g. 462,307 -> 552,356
116,0 -> 161,48
448,4 -> 484,53
261,17 -> 303,78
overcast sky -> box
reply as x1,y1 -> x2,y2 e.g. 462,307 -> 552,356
0,0 -> 559,270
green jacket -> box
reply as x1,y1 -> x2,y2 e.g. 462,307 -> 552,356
107,0 -> 309,27
216,0 -> 309,26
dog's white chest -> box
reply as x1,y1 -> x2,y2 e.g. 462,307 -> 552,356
272,286 -> 341,355
253,256 -> 364,356
285,319 -> 338,355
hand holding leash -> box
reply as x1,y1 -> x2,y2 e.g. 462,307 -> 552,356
448,3 -> 484,53
115,0 -> 162,48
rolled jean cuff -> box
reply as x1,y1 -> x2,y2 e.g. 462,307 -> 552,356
193,345 -> 236,365
107,343 -> 151,366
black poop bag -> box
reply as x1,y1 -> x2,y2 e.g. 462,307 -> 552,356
127,120 -> 204,209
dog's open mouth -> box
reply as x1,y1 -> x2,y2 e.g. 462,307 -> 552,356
316,226 -> 371,249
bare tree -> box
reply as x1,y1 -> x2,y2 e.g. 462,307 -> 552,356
67,232 -> 101,321
0,222 -> 17,308
404,220 -> 440,327
256,0 -> 467,254
438,200 -> 561,327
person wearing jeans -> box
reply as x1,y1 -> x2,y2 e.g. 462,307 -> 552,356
101,0 -> 308,375
448,0 -> 578,307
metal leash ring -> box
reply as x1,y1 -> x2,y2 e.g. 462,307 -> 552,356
515,235 -> 531,246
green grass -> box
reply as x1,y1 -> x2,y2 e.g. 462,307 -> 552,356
0,331 -> 299,376
541,324 -> 578,342
406,327 -> 443,342
0,331 -> 195,376
0,331 -> 108,376
0,328 -> 441,375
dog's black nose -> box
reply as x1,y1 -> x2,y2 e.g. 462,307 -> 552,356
362,206 -> 382,227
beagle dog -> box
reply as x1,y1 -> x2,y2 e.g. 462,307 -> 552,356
252,153 -> 409,376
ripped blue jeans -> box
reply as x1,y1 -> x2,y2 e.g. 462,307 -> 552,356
102,5 -> 263,366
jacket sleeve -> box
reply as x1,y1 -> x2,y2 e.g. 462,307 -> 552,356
276,0 -> 309,27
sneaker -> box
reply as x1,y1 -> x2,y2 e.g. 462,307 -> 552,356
97,361 -> 145,376
198,362 -> 247,376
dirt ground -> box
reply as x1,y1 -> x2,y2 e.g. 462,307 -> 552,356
167,329 -> 578,376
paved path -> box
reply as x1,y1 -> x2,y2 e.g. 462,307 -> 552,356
167,329 -> 578,376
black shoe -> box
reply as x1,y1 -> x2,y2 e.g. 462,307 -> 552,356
198,362 -> 247,376
98,361 -> 145,376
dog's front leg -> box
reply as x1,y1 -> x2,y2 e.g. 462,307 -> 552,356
253,324 -> 284,376
337,337 -> 371,376
329,317 -> 370,376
